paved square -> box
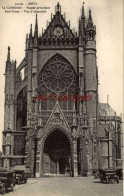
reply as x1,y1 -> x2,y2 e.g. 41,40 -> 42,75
6,177 -> 123,196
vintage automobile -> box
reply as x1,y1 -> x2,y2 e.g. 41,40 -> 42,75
0,170 -> 15,194
15,170 -> 28,184
98,168 -> 119,183
93,170 -> 99,179
115,167 -> 123,180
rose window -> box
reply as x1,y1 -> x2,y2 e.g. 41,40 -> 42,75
41,55 -> 75,93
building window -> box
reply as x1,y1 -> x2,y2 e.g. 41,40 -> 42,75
38,54 -> 77,111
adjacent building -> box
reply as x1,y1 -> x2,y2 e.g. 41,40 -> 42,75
97,103 -> 122,169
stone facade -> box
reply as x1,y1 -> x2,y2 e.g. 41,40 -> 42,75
1,3 -> 121,177
97,103 -> 122,169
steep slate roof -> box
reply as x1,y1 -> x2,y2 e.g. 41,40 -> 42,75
98,103 -> 116,117
42,3 -> 75,39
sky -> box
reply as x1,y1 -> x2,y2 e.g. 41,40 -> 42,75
0,0 -> 123,150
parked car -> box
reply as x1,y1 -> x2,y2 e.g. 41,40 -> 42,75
98,168 -> 119,183
115,167 -> 123,180
15,170 -> 28,184
0,170 -> 15,194
93,170 -> 99,179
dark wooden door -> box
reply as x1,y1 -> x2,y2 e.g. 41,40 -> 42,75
50,153 -> 57,174
44,153 -> 50,174
59,157 -> 66,174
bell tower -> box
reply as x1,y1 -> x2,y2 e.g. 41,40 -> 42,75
84,9 -> 98,172
85,10 -> 98,118
3,47 -> 16,167
4,47 -> 16,131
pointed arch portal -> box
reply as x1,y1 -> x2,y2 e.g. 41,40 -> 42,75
43,129 -> 72,176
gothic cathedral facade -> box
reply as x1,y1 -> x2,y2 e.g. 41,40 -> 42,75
2,3 -> 99,177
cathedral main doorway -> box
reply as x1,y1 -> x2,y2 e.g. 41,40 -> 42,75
43,129 -> 72,176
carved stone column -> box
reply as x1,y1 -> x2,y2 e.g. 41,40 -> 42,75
79,138 -> 83,176
86,139 -> 91,176
39,147 -> 44,177
73,139 -> 78,177
30,136 -> 37,178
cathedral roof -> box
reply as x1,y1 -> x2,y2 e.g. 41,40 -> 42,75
27,2 -> 97,47
42,2 -> 75,39
98,103 -> 116,117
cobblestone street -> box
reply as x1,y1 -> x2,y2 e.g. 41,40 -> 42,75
5,177 -> 123,196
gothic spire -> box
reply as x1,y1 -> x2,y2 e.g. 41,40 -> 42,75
7,46 -> 10,62
30,24 -> 32,38
81,2 -> 85,19
29,24 -> 33,47
34,14 -> 38,47
79,2 -> 86,45
25,34 -> 28,56
87,10 -> 93,28
34,14 -> 38,37
6,46 -> 12,72
56,2 -> 61,12
79,18 -> 82,35
86,9 -> 96,41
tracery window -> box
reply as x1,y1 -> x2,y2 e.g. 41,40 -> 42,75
38,54 -> 77,110
16,87 -> 27,131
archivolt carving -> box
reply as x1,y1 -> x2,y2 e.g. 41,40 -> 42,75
42,126 -> 72,153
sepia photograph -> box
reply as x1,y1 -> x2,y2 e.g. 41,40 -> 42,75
0,0 -> 123,195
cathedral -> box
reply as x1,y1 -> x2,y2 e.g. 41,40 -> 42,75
1,3 -> 122,177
